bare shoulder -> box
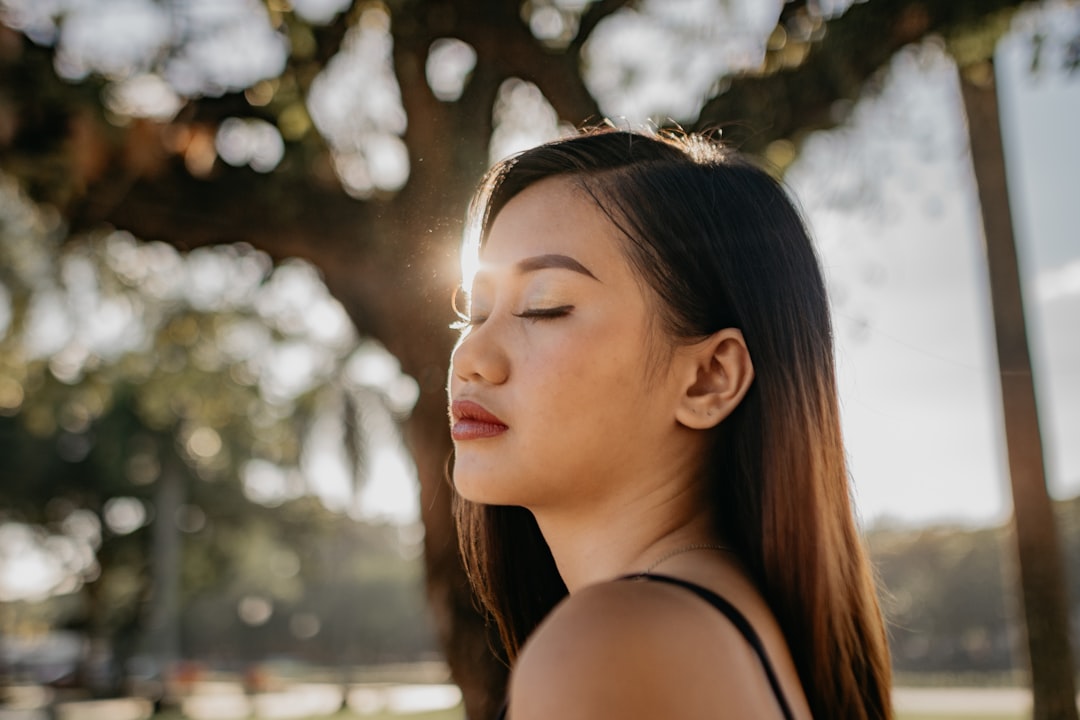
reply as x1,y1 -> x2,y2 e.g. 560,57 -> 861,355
507,578 -> 789,720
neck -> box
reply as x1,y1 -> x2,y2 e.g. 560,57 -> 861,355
531,480 -> 717,592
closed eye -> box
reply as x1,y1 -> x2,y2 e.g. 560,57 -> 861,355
513,305 -> 574,320
450,305 -> 572,330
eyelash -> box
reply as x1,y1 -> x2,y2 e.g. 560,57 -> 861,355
449,305 -> 573,330
514,305 -> 573,320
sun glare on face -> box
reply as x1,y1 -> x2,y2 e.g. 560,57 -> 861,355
459,214 -> 482,297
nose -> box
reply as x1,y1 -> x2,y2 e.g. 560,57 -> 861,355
451,321 -> 510,386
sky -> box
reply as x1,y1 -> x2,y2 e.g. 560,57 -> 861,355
790,27 -> 1080,528
1,0 -> 1075,536
360,5 -> 1080,529
2,0 -> 1078,606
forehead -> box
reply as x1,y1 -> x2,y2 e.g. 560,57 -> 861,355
481,176 -> 626,272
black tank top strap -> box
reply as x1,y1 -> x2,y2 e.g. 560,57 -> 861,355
622,572 -> 798,720
494,573 -> 798,720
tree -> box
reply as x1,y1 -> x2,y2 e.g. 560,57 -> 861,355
868,494 -> 1080,678
1,1 -> 1073,716
958,56 -> 1078,719
0,182 -> 422,694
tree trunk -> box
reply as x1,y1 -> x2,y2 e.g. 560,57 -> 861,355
407,389 -> 508,720
0,4 -> 1055,717
958,59 -> 1078,720
146,441 -> 185,694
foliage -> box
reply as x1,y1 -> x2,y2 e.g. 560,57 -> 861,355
869,494 -> 1080,676
0,174 -> 427,687
178,505 -> 438,667
0,166 -> 416,516
2,0 -> 1076,715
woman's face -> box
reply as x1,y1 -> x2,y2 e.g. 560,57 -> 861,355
448,176 -> 702,512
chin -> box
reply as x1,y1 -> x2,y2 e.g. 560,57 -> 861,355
452,457 -> 528,507
453,468 -> 507,505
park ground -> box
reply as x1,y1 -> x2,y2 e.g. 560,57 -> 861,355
6,683 -> 1076,720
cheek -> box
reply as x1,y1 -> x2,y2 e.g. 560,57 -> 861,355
528,336 -> 657,441
528,336 -> 616,409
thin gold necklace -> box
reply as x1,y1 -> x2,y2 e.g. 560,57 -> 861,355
643,543 -> 732,574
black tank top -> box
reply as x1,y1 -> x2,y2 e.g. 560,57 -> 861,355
494,573 -> 797,719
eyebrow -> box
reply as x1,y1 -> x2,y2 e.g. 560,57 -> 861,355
514,254 -> 599,280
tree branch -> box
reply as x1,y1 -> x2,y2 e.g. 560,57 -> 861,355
481,12 -> 602,124
501,35 -> 602,123
310,3 -> 358,66
694,0 -> 1029,152
569,0 -> 635,55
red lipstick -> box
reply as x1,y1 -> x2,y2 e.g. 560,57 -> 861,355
451,400 -> 508,440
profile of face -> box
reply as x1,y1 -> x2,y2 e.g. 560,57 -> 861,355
448,176 -> 742,513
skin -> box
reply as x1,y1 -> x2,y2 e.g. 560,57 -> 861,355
448,177 -> 813,719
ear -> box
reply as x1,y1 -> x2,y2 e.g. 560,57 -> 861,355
673,328 -> 755,430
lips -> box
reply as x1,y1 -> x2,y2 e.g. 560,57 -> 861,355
451,400 -> 508,441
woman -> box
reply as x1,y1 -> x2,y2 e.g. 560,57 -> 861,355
448,129 -> 892,720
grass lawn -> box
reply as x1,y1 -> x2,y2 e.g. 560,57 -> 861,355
154,709 -> 465,720
897,716 -> 1022,720
154,708 -> 1029,720
403,711 -> 1020,720
154,712 -> 1027,720
149,686 -> 1051,720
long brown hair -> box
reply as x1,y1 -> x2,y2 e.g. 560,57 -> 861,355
454,129 -> 893,719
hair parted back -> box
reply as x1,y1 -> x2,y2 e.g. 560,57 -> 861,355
453,128 -> 893,720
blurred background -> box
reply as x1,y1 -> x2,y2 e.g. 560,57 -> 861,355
0,1 -> 1077,719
